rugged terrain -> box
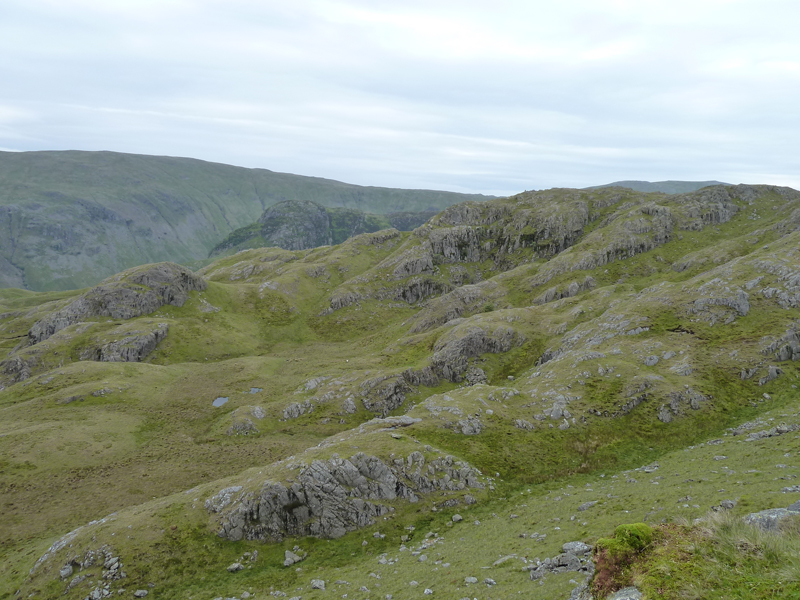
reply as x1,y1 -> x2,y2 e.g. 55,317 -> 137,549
209,200 -> 437,257
1,183 -> 800,599
0,151 -> 489,291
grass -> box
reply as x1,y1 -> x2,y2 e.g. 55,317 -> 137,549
3,183 -> 800,599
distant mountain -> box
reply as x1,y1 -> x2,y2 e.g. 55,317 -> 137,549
588,180 -> 730,194
0,151 -> 492,291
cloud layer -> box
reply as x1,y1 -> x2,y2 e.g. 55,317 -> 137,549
2,0 -> 799,194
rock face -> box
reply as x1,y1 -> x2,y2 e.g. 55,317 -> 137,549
80,324 -> 169,362
206,452 -> 483,542
28,263 -> 206,344
258,200 -> 335,251
430,323 -> 522,382
360,375 -> 412,416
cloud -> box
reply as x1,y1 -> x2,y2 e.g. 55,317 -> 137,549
1,0 -> 799,194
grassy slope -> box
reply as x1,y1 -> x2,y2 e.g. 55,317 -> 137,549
0,151 -> 491,291
1,185 -> 800,599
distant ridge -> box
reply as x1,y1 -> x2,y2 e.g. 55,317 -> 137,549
0,150 -> 493,291
587,180 -> 730,194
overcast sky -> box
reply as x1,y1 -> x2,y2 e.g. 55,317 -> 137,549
2,0 -> 799,195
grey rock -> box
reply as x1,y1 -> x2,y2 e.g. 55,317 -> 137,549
133,591 -> 149,598
209,452 -> 483,542
577,501 -> 598,512
59,564 -> 73,579
759,365 -> 784,386
283,400 -> 313,420
457,416 -> 483,435
644,355 -> 659,367
608,587 -> 642,600
360,375 -> 411,416
430,323 -> 522,382
29,262 -> 206,344
464,577 -> 478,584
744,508 -> 800,531
720,499 -> 737,510
226,562 -> 244,572
483,578 -> 496,586
562,541 -> 592,556
284,550 -> 306,567
452,514 -> 463,522
80,324 -> 169,363
311,579 -> 326,590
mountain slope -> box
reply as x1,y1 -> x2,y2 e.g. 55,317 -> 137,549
2,183 -> 800,599
0,151 -> 491,291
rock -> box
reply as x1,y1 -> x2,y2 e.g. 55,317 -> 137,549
208,452 -> 483,542
759,365 -> 784,386
608,587 -> 642,600
483,578 -> 496,586
644,355 -> 659,367
464,577 -> 478,584
283,400 -> 313,420
80,323 -> 169,363
29,262 -> 206,344
227,562 -> 244,572
424,589 -> 433,595
430,323 -> 523,382
562,541 -> 592,555
360,375 -> 412,416
457,416 -> 483,435
577,501 -> 598,511
720,499 -> 737,510
133,591 -> 148,598
744,508 -> 800,531
452,514 -> 463,522
284,550 -> 306,566
311,578 -> 326,590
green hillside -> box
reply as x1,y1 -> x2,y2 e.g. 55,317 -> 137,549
0,151 -> 491,291
2,183 -> 800,600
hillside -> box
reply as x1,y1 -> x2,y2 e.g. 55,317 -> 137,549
1,183 -> 800,599
209,199 -> 437,257
0,151 -> 491,292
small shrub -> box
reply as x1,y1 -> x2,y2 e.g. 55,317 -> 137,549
592,522 -> 654,597
483,303 -> 494,312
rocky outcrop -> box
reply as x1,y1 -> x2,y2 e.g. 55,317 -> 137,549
29,263 -> 206,344
0,354 -> 37,384
430,323 -> 522,382
360,375 -> 413,416
79,324 -> 168,362
534,276 -> 596,305
764,327 -> 800,362
258,200 -> 334,251
207,452 -> 484,542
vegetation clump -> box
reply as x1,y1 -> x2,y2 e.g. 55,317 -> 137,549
592,522 -> 654,596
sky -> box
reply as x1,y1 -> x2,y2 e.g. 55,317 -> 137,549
2,0 -> 799,196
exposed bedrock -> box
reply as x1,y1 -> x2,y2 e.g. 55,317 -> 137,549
80,324 -> 169,363
430,323 -> 523,382
206,452 -> 484,542
28,263 -> 206,344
